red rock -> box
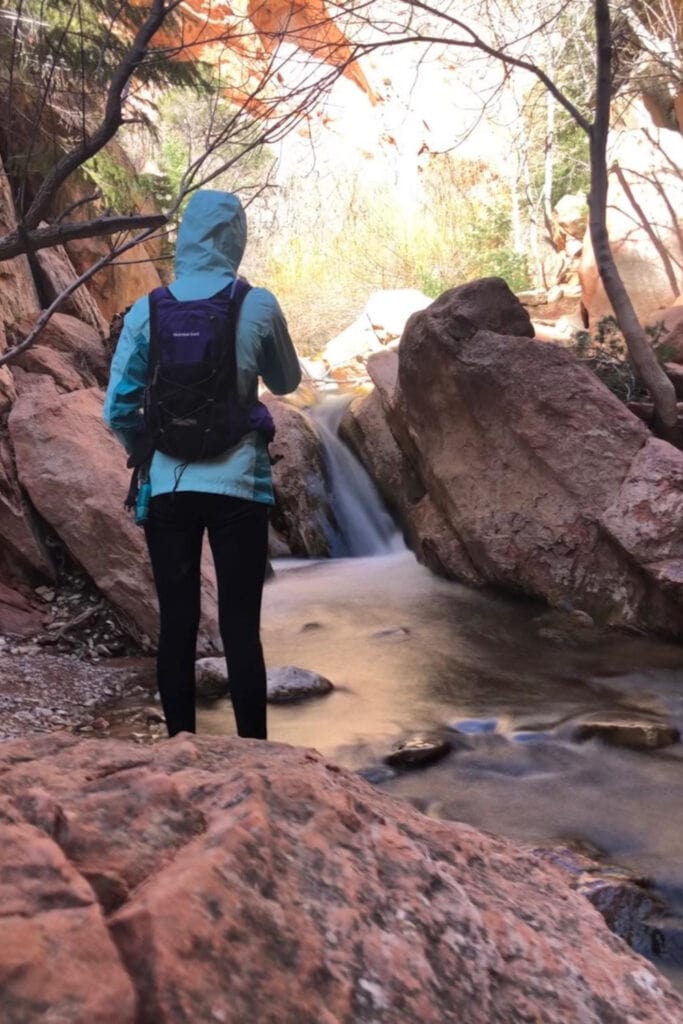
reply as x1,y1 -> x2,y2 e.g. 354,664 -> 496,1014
264,394 -> 338,556
34,238 -> 108,336
340,382 -> 482,584
0,436 -> 54,584
0,154 -> 39,330
8,379 -> 220,650
601,437 -> 683,596
13,311 -> 109,385
0,820 -> 136,1022
0,733 -> 681,1023
389,277 -> 683,634
14,344 -> 98,391
0,580 -> 45,636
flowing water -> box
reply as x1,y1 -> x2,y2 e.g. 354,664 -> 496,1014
199,398 -> 683,985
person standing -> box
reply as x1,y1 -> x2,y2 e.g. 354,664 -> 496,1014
104,190 -> 301,740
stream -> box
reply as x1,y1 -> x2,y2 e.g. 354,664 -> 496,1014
197,397 -> 683,987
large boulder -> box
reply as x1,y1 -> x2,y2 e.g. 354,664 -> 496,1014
320,288 -> 432,378
0,732 -> 681,1024
341,379 -> 482,584
264,394 -> 338,557
580,128 -> 683,325
34,238 -> 109,336
8,378 -> 220,649
12,312 -> 110,386
0,435 -> 54,583
370,277 -> 683,634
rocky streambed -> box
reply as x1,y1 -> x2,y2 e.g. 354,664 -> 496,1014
3,548 -> 683,1014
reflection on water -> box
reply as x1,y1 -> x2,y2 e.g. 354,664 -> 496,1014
200,550 -> 683,967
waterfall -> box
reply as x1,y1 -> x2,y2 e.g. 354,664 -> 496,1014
309,396 -> 403,557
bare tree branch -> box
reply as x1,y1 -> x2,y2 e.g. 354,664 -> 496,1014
22,0 -> 184,230
0,214 -> 167,261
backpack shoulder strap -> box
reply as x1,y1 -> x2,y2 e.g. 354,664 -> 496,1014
148,286 -> 173,371
230,277 -> 252,310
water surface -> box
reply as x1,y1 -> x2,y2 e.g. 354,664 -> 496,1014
201,551 -> 683,960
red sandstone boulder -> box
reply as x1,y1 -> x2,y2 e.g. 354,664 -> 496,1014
34,238 -> 109,336
0,581 -> 44,636
264,394 -> 338,557
0,435 -> 54,584
12,312 -> 109,386
0,732 -> 681,1024
0,818 -> 136,1022
370,277 -> 683,634
341,374 -> 482,584
8,379 -> 220,649
14,344 -> 98,391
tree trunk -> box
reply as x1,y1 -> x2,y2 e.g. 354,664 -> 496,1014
590,0 -> 678,433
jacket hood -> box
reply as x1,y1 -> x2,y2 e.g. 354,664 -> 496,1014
174,191 -> 247,279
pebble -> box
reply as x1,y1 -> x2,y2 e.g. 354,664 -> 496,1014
195,657 -> 230,700
144,707 -> 165,724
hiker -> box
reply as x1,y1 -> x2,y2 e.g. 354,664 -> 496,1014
103,190 -> 301,740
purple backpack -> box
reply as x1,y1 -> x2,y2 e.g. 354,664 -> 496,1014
144,278 -> 274,462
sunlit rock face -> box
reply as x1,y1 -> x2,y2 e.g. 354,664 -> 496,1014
580,128 -> 683,326
1,731 -> 682,1024
138,0 -> 511,212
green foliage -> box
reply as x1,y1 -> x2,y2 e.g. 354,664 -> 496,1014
246,154 -> 530,354
0,0 -> 212,204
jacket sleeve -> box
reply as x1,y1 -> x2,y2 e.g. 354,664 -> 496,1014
250,288 -> 301,395
102,299 -> 150,453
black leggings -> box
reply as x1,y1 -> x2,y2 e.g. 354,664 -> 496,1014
144,492 -> 269,739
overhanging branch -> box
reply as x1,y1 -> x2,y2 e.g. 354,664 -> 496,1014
0,214 -> 167,261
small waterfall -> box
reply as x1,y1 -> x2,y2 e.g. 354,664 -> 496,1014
309,396 -> 403,557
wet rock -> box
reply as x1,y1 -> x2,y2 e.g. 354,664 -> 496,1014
263,395 -> 338,558
340,368 -> 483,586
578,873 -> 662,953
384,733 -> 452,769
143,707 -> 165,725
1,733 -> 681,1024
534,609 -> 597,644
648,915 -> 683,966
356,764 -> 397,785
532,845 -> 667,959
573,719 -> 680,751
195,656 -> 229,700
266,666 -> 334,703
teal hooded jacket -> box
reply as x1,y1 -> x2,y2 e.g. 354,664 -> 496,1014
103,191 -> 301,506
